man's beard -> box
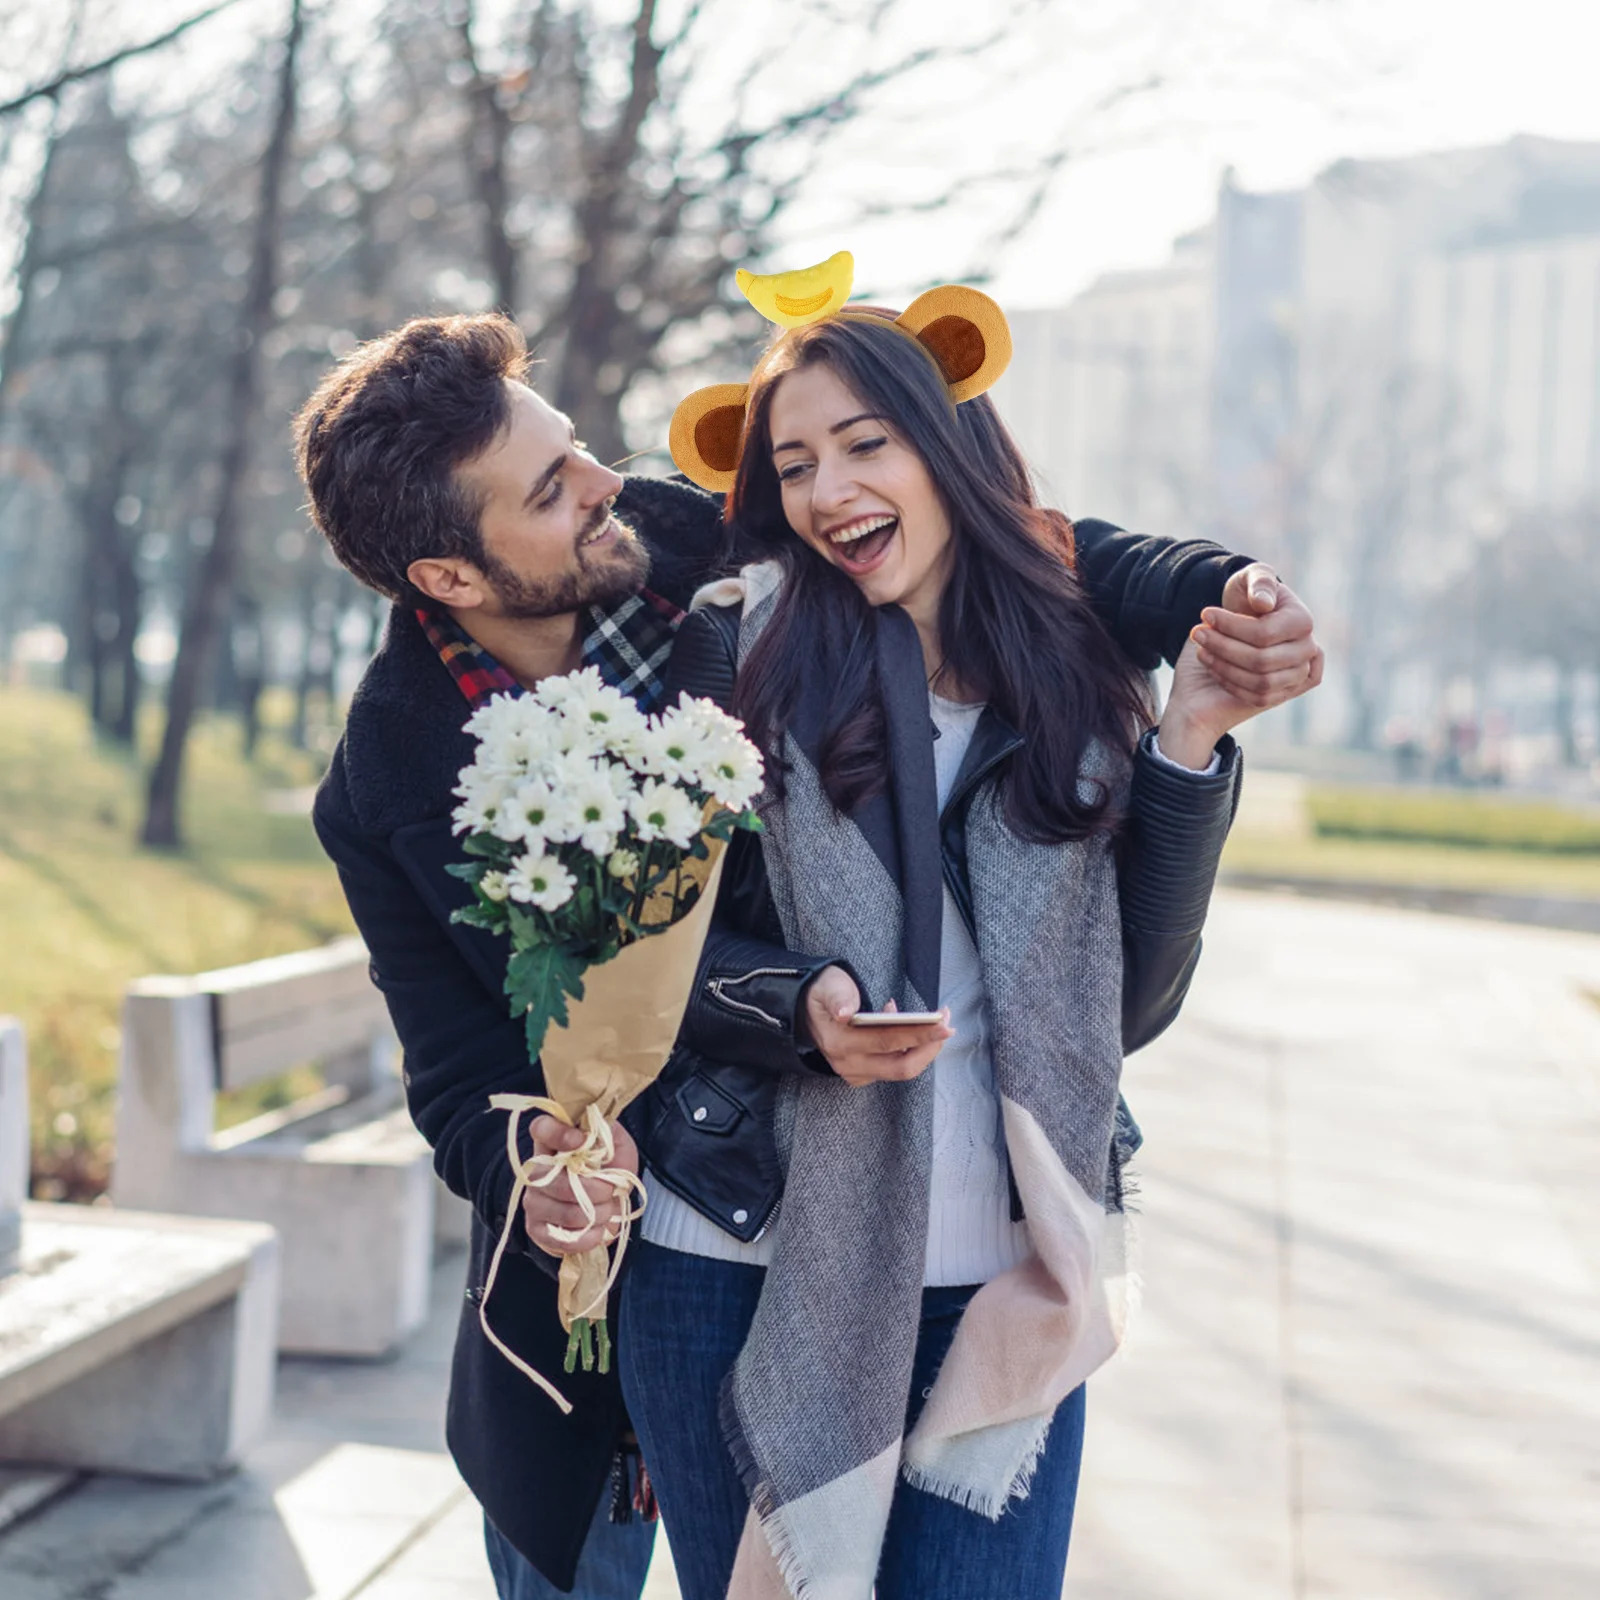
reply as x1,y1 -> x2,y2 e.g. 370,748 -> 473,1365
481,508 -> 651,619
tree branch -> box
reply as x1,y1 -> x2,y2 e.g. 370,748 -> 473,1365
0,0 -> 249,119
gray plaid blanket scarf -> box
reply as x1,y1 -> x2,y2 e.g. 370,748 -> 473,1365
701,566 -> 1133,1600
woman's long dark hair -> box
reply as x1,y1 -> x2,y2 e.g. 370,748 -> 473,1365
729,310 -> 1150,844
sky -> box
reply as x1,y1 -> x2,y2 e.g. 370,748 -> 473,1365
842,0 -> 1600,308
6,0 -> 1600,314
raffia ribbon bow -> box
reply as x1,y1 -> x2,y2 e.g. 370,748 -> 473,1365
476,1092 -> 648,1414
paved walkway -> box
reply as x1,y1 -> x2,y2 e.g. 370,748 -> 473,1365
4,890 -> 1599,1597
0,1245 -> 686,1599
1070,890 -> 1600,1599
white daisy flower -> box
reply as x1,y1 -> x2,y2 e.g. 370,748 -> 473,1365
493,779 -> 565,848
452,768 -> 514,836
629,780 -> 702,848
506,853 -> 577,911
606,848 -> 640,879
479,870 -> 511,902
463,691 -> 525,744
698,733 -> 764,811
597,755 -> 641,802
533,664 -> 604,713
631,706 -> 712,786
553,762 -> 627,855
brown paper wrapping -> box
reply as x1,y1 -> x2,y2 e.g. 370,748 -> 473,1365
539,845 -> 727,1331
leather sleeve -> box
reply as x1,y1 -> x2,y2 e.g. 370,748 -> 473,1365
1118,729 -> 1243,1053
666,602 -> 854,1075
683,928 -> 846,1077
1073,518 -> 1254,671
664,602 -> 740,706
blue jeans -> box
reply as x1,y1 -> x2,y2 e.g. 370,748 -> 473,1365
484,1488 -> 656,1600
619,1238 -> 1086,1600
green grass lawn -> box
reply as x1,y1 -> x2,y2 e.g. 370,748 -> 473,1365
1225,777 -> 1600,898
0,686 -> 354,1199
1223,829 -> 1600,898
1307,785 -> 1600,854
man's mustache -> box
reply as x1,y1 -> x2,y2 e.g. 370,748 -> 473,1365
577,500 -> 637,552
577,501 -> 618,548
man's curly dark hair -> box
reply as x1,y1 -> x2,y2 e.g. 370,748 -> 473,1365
293,313 -> 529,603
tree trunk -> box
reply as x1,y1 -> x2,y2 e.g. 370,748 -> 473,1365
142,0 -> 304,848
1554,664 -> 1578,767
457,5 -> 519,314
232,594 -> 265,760
551,0 -> 660,464
108,537 -> 142,746
0,2 -> 84,427
289,567 -> 318,750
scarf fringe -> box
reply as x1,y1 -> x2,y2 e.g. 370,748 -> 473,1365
719,1376 -> 775,1522
900,1416 -> 1051,1524
720,1378 -> 892,1600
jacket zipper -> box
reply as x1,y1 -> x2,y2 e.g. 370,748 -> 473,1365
751,1196 -> 781,1241
706,968 -> 801,1030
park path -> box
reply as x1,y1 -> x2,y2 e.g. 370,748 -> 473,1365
1070,889 -> 1600,1599
2,889 -> 1598,1597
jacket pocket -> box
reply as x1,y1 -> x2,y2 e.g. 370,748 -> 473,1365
674,1072 -> 747,1136
639,1051 -> 781,1244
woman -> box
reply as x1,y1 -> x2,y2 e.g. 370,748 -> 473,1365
621,298 -> 1312,1600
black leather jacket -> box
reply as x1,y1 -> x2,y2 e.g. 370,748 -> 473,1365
630,596 -> 1244,1245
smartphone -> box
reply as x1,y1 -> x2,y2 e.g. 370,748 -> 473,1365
848,1011 -> 944,1028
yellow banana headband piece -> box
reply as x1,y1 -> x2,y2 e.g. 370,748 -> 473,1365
668,250 -> 1013,494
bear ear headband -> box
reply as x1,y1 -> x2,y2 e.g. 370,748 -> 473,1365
668,250 -> 1013,493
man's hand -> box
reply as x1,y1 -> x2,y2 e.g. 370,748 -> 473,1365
801,966 -> 953,1087
521,1114 -> 638,1258
1158,563 -> 1324,769
1200,564 -> 1324,706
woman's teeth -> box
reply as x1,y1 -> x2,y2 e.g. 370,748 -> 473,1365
829,515 -> 896,547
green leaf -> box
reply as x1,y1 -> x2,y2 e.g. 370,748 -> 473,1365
451,902 -> 507,932
507,942 -> 588,1059
445,861 -> 482,882
462,833 -> 508,860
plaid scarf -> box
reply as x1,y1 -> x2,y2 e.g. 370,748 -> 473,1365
418,588 -> 683,713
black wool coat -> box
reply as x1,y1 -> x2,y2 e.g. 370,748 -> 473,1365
312,473 -> 1251,1591
311,476 -> 722,1591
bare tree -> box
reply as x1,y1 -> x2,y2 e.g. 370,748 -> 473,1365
143,0 -> 305,849
454,0 -> 519,314
0,1 -> 246,120
436,0 -> 1087,465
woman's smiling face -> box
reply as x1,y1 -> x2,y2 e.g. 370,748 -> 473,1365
767,361 -> 955,618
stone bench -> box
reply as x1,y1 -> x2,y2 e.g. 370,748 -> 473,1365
110,939 -> 465,1358
0,1017 -> 278,1482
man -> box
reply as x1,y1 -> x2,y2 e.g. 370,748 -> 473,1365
295,312 -> 1320,1599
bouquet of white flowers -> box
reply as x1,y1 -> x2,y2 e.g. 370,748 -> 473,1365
449,666 -> 763,1408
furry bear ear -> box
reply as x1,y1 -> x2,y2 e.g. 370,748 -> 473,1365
668,383 -> 749,493
895,286 -> 1012,403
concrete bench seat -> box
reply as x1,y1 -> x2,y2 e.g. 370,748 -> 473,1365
111,939 -> 464,1357
0,1019 -> 278,1481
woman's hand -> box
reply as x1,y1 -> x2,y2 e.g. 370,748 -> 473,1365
1158,563 -> 1325,769
521,1114 -> 638,1257
801,966 -> 953,1086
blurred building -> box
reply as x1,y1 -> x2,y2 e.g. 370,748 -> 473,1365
1001,227 -> 1212,532
995,136 -> 1600,758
